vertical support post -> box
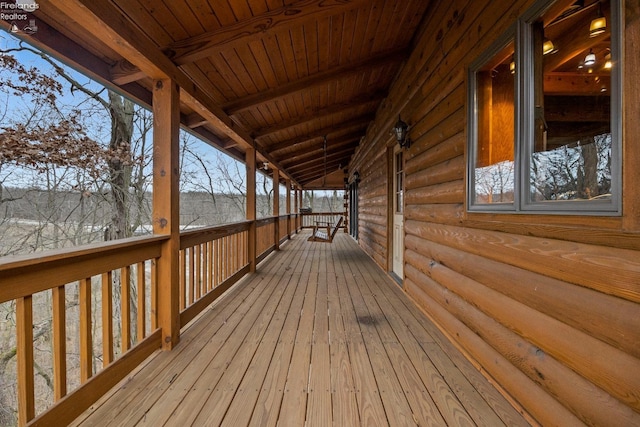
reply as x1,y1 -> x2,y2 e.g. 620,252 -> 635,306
273,168 -> 280,250
285,178 -> 291,238
152,78 -> 180,350
246,148 -> 257,272
293,188 -> 301,234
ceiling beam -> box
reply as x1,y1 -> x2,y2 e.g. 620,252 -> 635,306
223,50 -> 406,115
108,0 -> 370,83
267,116 -> 372,154
280,138 -> 359,168
285,146 -> 358,173
253,92 -> 385,139
165,0 -> 370,65
294,158 -> 351,182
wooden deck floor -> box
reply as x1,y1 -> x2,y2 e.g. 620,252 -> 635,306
72,231 -> 530,427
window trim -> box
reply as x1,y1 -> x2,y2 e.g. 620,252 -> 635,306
467,0 -> 622,216
467,26 -> 518,212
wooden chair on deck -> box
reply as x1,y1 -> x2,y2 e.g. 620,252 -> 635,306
308,216 -> 343,243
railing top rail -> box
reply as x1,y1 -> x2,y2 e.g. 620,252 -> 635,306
179,220 -> 251,249
256,217 -> 277,227
0,235 -> 167,304
0,234 -> 168,272
300,212 -> 344,216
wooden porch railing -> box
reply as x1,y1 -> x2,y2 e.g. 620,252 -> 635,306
0,236 -> 167,426
179,221 -> 251,327
256,217 -> 276,263
279,215 -> 291,243
301,212 -> 346,230
0,215 -> 300,426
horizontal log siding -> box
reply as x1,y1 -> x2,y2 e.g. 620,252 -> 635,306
351,146 -> 390,268
350,0 -> 640,424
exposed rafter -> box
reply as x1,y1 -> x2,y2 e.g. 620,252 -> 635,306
253,92 -> 385,139
223,50 -> 406,115
184,112 -> 209,128
284,146 -> 358,173
279,138 -> 359,168
295,159 -> 350,183
165,0 -> 370,66
105,0 -> 370,84
267,116 -> 373,154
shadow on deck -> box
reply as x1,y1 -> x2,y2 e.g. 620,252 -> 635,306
71,232 -> 530,426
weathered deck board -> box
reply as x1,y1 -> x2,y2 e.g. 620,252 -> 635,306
72,232 -> 531,427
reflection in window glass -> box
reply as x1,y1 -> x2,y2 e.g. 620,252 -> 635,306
474,41 -> 515,204
530,0 -> 612,202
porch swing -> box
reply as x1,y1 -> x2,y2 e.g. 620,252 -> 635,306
308,135 -> 343,242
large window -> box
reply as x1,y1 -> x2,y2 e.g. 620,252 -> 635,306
468,0 -> 620,214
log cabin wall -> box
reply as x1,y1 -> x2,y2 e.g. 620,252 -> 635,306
350,0 -> 640,425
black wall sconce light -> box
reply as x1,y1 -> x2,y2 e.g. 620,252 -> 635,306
393,115 -> 411,149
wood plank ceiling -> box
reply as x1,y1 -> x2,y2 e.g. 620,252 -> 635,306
16,0 -> 431,188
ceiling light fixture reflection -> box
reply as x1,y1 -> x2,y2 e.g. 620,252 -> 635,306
590,2 -> 606,37
584,49 -> 596,66
542,39 -> 557,55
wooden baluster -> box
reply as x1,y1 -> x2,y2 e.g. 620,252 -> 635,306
137,262 -> 146,341
179,250 -> 186,310
17,295 -> 35,426
202,243 -> 207,294
195,244 -> 201,300
230,235 -> 235,276
223,236 -> 228,280
242,231 -> 245,265
217,238 -> 223,284
239,232 -> 243,269
244,230 -> 248,266
189,247 -> 195,305
208,241 -> 213,292
52,285 -> 67,400
102,271 -> 113,366
121,266 -> 131,352
151,259 -> 157,331
229,234 -> 233,275
208,240 -> 214,291
80,277 -> 92,382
